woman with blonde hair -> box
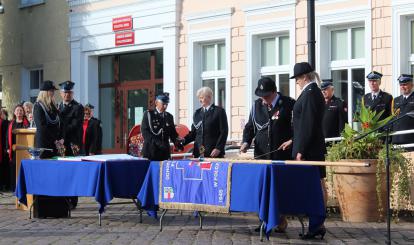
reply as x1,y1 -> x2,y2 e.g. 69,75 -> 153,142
33,80 -> 62,159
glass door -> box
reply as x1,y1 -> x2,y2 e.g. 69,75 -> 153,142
99,49 -> 163,153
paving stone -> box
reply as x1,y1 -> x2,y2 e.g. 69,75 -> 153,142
0,193 -> 412,244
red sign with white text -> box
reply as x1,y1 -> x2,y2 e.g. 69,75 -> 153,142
115,32 -> 135,46
112,16 -> 133,32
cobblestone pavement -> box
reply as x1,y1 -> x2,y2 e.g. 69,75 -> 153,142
0,192 -> 413,244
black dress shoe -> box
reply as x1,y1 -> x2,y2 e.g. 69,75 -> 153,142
300,226 -> 326,240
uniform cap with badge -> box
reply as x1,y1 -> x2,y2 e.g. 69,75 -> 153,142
366,71 -> 383,81
59,80 -> 75,92
320,79 -> 333,90
255,77 -> 276,97
397,74 -> 413,84
156,92 -> 170,104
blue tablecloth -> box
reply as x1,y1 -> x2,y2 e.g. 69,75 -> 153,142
16,159 -> 151,213
137,161 -> 326,235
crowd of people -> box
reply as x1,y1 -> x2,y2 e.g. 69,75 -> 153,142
0,61 -> 413,234
0,80 -> 102,192
141,62 -> 414,239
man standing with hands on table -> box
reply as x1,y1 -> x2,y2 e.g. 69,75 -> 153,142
289,62 -> 327,239
181,87 -> 228,158
240,76 -> 295,233
141,92 -> 182,161
58,81 -> 84,156
58,80 -> 84,209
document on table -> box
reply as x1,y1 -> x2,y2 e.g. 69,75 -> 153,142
81,154 -> 146,162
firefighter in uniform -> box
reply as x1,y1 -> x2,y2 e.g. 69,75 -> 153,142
320,79 -> 347,139
182,87 -> 228,158
141,93 -> 182,161
362,71 -> 393,120
58,81 -> 84,209
240,76 -> 295,232
58,81 -> 84,156
392,74 -> 414,151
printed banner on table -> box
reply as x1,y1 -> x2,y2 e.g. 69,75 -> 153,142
159,160 -> 232,213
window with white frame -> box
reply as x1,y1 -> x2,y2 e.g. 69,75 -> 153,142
201,42 -> 226,108
29,69 -> 43,103
259,35 -> 290,96
410,20 -> 414,74
329,26 -> 365,122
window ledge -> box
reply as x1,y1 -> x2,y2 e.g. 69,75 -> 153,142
19,0 -> 45,9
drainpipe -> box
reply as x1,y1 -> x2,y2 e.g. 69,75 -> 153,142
307,0 -> 316,69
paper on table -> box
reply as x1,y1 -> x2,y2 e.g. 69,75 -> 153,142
57,156 -> 84,161
81,154 -> 146,162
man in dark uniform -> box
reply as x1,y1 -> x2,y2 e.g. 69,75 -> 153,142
240,77 -> 295,233
82,103 -> 102,155
182,87 -> 228,158
240,77 -> 295,160
58,81 -> 84,156
58,81 -> 84,209
290,62 -> 327,239
392,74 -> 414,151
141,93 -> 182,161
321,79 -> 348,139
362,71 -> 393,120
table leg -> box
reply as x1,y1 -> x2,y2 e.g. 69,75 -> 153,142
159,209 -> 168,231
198,211 -> 203,229
98,213 -> 102,226
131,199 -> 143,223
29,196 -> 36,219
297,215 -> 305,237
259,221 -> 265,242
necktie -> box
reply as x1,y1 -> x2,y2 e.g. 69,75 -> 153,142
403,96 -> 408,102
372,95 -> 377,100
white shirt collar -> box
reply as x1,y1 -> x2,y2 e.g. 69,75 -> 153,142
302,81 -> 316,91
203,104 -> 212,112
372,90 -> 380,98
155,108 -> 164,114
403,91 -> 413,99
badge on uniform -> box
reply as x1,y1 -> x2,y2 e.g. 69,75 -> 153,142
271,110 -> 280,120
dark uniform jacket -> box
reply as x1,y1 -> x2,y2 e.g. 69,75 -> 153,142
392,92 -> 414,147
322,95 -> 347,138
141,109 -> 179,161
83,117 -> 102,155
362,90 -> 393,121
58,100 -> 84,156
183,104 -> 228,158
0,119 -> 10,188
243,93 -> 295,160
33,102 -> 62,159
292,83 -> 326,177
0,119 -> 9,164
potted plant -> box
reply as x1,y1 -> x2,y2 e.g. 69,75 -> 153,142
326,103 -> 412,222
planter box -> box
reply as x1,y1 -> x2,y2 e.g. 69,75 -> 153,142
333,159 -> 386,222
402,152 -> 414,206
